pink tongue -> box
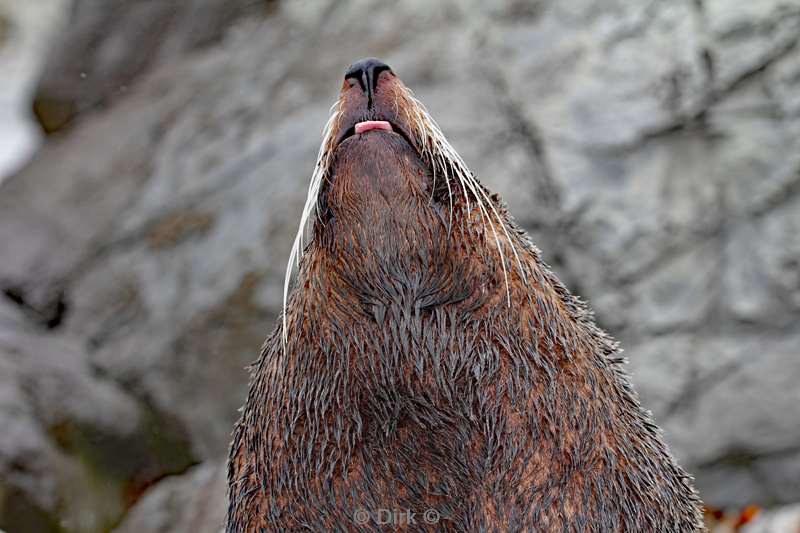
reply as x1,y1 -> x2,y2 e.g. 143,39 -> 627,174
355,120 -> 393,134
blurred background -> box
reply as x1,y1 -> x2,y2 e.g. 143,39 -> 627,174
0,1 -> 799,532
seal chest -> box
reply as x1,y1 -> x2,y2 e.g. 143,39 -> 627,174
226,57 -> 704,532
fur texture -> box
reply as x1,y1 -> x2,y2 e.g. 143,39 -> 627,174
227,60 -> 704,532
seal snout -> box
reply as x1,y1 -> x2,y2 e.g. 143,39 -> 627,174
334,57 -> 417,153
344,57 -> 392,109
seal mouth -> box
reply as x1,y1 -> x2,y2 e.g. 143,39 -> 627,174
354,120 -> 392,134
336,118 -> 417,154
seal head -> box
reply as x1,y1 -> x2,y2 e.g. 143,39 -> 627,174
227,58 -> 705,533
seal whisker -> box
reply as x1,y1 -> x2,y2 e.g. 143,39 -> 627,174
458,174 -> 512,304
428,159 -> 437,205
283,104 -> 341,346
467,173 -> 527,282
406,92 -> 523,301
442,162 -> 454,233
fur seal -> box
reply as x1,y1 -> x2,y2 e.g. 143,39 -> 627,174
226,58 -> 704,532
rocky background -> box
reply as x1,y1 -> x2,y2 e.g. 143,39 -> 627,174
1,1 -> 799,532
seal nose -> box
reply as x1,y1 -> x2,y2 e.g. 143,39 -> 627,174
344,57 -> 392,109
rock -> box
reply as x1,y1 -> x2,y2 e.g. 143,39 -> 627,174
628,334 -> 800,507
0,301 -> 196,532
113,463 -> 226,533
0,0 -> 69,178
742,503 -> 800,533
0,1 -> 799,527
32,0 -> 268,132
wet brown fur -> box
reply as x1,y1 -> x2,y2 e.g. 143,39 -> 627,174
227,62 -> 704,532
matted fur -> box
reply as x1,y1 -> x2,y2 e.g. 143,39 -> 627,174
228,61 -> 704,532
283,80 -> 525,346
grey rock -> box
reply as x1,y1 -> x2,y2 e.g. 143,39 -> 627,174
0,0 -> 70,178
742,503 -> 800,533
628,333 -> 800,507
32,0 -> 267,131
113,463 -> 225,533
0,309 -> 195,531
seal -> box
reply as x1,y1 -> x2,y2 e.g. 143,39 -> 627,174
226,58 -> 704,532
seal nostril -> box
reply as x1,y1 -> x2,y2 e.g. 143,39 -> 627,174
344,57 -> 392,109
